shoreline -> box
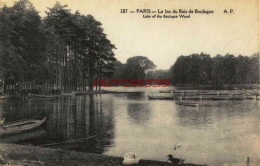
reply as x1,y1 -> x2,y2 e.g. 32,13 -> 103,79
0,143 -> 203,166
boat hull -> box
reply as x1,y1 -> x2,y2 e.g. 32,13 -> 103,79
176,102 -> 198,107
148,96 -> 175,100
0,117 -> 46,137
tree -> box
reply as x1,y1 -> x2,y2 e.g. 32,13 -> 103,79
0,0 -> 46,93
121,56 -> 156,80
43,3 -> 116,92
170,52 -> 258,86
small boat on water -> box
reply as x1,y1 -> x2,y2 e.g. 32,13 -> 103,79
247,92 -> 260,96
176,102 -> 198,107
196,92 -> 217,95
182,96 -> 201,100
231,96 -> 246,100
0,117 -> 46,137
232,93 -> 243,96
28,93 -> 56,98
211,95 -> 246,100
218,92 -> 230,95
148,95 -> 175,100
159,90 -> 173,93
201,96 -> 213,100
245,96 -> 255,100
0,95 -> 12,100
211,96 -> 232,100
61,92 -> 75,96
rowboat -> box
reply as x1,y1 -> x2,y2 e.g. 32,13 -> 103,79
182,96 -> 201,100
218,92 -> 230,95
196,92 -> 217,95
0,95 -> 12,100
159,90 -> 173,93
211,96 -> 246,100
246,96 -> 255,100
201,96 -> 213,100
175,102 -> 199,107
232,93 -> 243,96
61,92 -> 75,96
247,92 -> 259,96
148,95 -> 175,100
173,91 -> 196,94
231,96 -> 246,100
28,93 -> 55,98
0,117 -> 46,137
211,96 -> 232,100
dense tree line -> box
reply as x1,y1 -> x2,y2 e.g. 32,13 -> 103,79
0,0 -> 116,93
169,53 -> 259,86
0,0 -> 257,93
146,70 -> 170,80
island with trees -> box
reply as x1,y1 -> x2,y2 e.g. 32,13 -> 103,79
0,0 -> 259,96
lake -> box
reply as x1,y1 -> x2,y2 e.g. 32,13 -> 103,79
0,87 -> 259,166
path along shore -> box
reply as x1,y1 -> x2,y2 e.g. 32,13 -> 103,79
0,143 -> 203,166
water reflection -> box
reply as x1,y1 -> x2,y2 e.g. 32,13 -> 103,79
0,91 -> 259,165
0,95 -> 115,154
127,103 -> 151,126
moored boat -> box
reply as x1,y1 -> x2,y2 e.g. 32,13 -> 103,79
0,95 -> 12,100
211,95 -> 246,100
159,90 -> 173,93
175,102 -> 199,107
0,117 -> 46,137
246,96 -> 255,100
201,96 -> 213,100
218,92 -> 230,95
61,92 -> 75,96
211,96 -> 232,100
28,93 -> 56,98
196,92 -> 217,95
247,92 -> 260,96
148,95 -> 175,100
182,96 -> 201,100
231,96 -> 246,100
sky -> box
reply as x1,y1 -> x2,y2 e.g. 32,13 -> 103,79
1,0 -> 259,69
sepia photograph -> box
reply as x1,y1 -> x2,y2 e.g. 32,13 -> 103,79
0,0 -> 259,165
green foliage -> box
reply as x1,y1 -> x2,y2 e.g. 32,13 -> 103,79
0,0 -> 116,92
113,56 -> 156,80
146,70 -> 170,79
0,0 -> 46,84
170,53 -> 259,85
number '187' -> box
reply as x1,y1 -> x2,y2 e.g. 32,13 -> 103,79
120,9 -> 128,13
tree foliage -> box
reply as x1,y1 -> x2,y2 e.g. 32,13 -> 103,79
0,0 -> 46,84
111,56 -> 156,80
170,53 -> 259,85
0,0 -> 116,92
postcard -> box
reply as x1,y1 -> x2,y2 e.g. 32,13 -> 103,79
0,0 -> 259,165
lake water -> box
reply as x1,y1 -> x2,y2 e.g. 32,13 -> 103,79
0,87 -> 259,165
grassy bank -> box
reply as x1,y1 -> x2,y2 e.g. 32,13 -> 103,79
0,143 -> 203,166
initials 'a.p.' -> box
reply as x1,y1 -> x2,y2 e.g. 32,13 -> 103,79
224,9 -> 234,14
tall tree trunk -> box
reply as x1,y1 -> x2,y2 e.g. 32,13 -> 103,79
99,68 -> 101,91
88,65 -> 93,92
